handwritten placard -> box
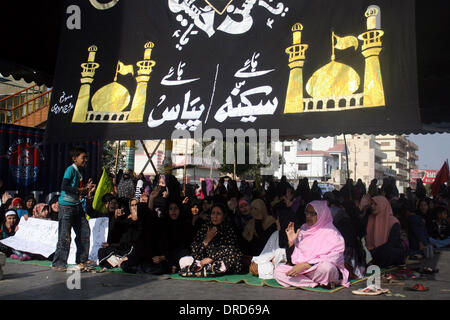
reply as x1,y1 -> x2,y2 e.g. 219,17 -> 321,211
0,217 -> 109,264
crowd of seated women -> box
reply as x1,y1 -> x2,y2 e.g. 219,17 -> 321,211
1,174 -> 449,290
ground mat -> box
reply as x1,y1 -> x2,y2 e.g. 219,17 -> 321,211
6,258 -> 397,291
169,273 -> 368,293
169,267 -> 398,293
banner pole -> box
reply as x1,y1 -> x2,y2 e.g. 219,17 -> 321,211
184,139 -> 188,193
343,134 -> 350,181
233,143 -> 237,180
114,140 -> 121,175
343,134 -> 352,200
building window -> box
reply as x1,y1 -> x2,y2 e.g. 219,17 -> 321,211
284,146 -> 290,152
298,164 -> 308,171
364,162 -> 368,166
381,142 -> 390,146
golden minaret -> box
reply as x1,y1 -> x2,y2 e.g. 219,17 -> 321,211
128,42 -> 156,122
358,6 -> 385,107
72,46 -> 100,123
284,23 -> 308,114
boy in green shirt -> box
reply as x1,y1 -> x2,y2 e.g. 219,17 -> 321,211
52,147 -> 96,271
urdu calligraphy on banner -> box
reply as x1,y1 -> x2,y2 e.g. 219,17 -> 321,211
45,0 -> 421,142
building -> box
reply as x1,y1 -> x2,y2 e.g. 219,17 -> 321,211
337,134 -> 388,188
274,137 -> 346,187
406,139 -> 419,188
375,134 -> 413,193
0,74 -> 34,96
0,74 -> 51,128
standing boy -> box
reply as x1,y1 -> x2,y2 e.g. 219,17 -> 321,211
52,147 -> 95,271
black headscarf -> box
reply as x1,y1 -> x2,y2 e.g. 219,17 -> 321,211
164,174 -> 182,204
162,201 -> 194,251
295,178 -> 312,203
24,194 -> 37,215
48,195 -> 59,221
273,206 -> 293,249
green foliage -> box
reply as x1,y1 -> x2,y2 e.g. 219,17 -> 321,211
102,141 -> 127,175
200,139 -> 279,181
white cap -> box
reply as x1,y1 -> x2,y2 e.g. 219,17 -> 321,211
5,210 -> 17,218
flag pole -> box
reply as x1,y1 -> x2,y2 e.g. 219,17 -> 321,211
343,134 -> 352,200
114,61 -> 120,81
331,31 -> 335,61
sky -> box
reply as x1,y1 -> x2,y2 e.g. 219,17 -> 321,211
408,133 -> 450,170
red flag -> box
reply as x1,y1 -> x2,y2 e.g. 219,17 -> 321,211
431,161 -> 450,197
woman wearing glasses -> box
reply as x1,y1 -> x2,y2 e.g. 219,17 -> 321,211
273,201 -> 349,289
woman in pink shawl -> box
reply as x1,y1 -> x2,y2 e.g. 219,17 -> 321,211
274,200 -> 349,288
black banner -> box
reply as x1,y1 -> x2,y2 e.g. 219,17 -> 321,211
45,0 -> 421,142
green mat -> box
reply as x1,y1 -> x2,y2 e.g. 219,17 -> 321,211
169,266 -> 399,293
169,272 -> 368,293
5,258 -> 129,274
7,258 -> 397,292
170,272 -> 266,287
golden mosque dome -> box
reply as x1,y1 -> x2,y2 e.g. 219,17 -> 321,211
306,60 -> 360,98
91,81 -> 130,112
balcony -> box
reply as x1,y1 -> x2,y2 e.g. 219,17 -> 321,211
407,140 -> 419,151
396,168 -> 408,177
375,148 -> 387,160
408,152 -> 419,161
383,156 -> 408,166
375,162 -> 385,172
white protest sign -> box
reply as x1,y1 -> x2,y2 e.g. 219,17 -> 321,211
0,217 -> 59,257
68,217 -> 109,264
0,217 -> 109,264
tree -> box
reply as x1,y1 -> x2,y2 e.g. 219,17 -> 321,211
199,138 -> 280,182
102,141 -> 127,175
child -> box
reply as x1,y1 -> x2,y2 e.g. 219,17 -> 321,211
0,209 -> 31,261
52,147 -> 96,271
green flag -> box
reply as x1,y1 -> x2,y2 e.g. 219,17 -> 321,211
92,168 -> 113,215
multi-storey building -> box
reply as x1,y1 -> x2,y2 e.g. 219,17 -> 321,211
337,134 -> 388,188
406,138 -> 419,188
375,134 -> 411,193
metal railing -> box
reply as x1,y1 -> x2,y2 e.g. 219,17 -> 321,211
0,84 -> 52,127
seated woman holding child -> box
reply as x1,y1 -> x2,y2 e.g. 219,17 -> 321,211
179,203 -> 243,277
273,201 -> 349,289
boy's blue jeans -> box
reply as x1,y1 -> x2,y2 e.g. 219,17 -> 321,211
52,204 -> 90,267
